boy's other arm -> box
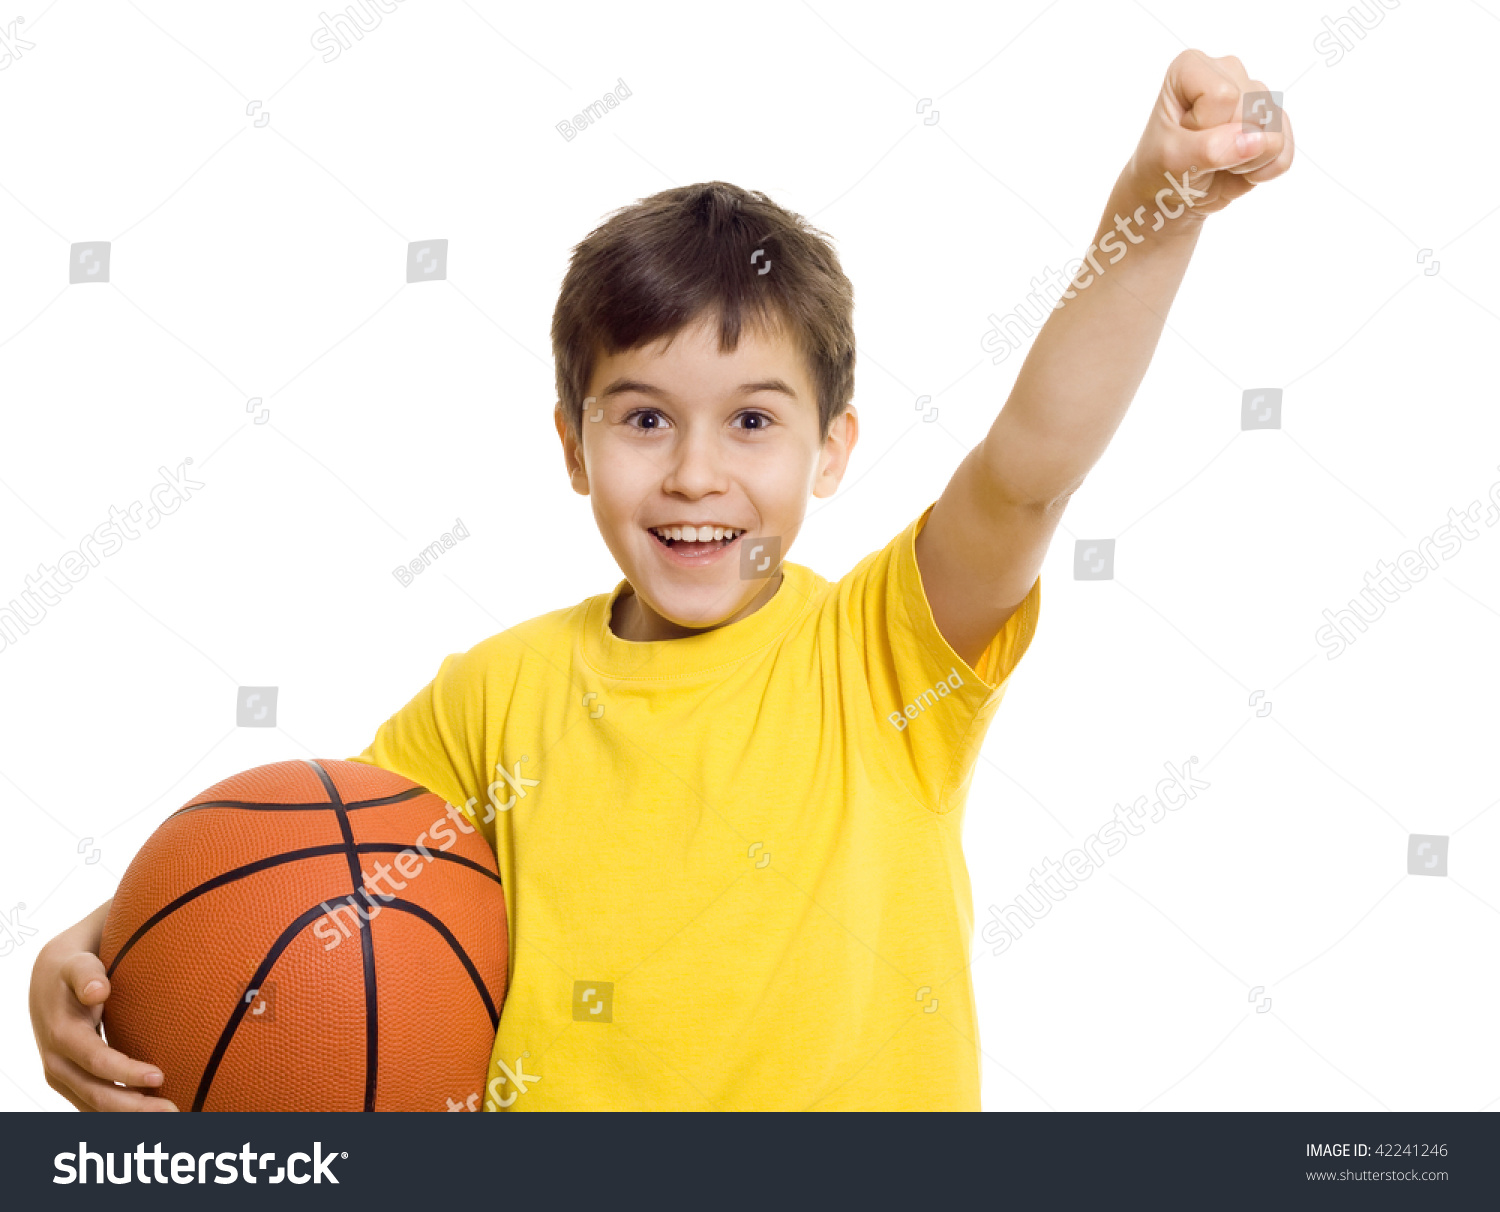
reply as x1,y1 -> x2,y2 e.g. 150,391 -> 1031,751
917,50 -> 1293,669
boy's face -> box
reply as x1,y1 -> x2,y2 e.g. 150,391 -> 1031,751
555,311 -> 857,642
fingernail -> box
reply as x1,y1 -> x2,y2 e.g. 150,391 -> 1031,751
143,1070 -> 164,1086
82,981 -> 103,997
1236,130 -> 1262,156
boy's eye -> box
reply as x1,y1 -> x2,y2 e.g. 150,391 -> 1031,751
623,408 -> 665,430
621,409 -> 774,431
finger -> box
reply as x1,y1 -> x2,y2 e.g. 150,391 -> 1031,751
59,952 -> 109,1007
1225,129 -> 1284,176
62,1014 -> 166,1090
48,1054 -> 178,1112
123,1083 -> 180,1110
1212,53 -> 1252,89
1169,49 -> 1247,132
1225,80 -> 1286,175
43,1071 -> 94,1114
1171,120 -> 1270,177
1244,108 -> 1294,184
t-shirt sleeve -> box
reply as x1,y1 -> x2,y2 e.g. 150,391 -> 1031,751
833,498 -> 1040,814
345,644 -> 495,848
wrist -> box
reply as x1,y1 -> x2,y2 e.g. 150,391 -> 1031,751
1111,163 -> 1209,241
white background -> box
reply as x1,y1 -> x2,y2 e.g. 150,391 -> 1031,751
1,0 -> 1496,1112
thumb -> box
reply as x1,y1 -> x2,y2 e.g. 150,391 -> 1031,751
1180,122 -> 1264,175
61,952 -> 110,1007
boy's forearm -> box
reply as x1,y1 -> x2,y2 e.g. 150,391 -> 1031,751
981,167 -> 1205,507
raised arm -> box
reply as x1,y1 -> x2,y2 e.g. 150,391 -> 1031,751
917,50 -> 1294,669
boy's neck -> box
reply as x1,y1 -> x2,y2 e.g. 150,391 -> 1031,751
611,571 -> 785,643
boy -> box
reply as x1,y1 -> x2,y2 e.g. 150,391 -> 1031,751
29,50 -> 1291,1111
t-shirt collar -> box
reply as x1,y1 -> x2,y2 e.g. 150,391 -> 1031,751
582,562 -> 814,679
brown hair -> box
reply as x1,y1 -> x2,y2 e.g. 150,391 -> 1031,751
551,181 -> 856,445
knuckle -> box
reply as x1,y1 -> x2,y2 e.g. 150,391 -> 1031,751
79,1046 -> 115,1082
1175,48 -> 1207,75
65,952 -> 101,983
58,957 -> 86,993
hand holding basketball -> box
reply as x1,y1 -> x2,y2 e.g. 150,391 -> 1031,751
94,758 -> 508,1112
29,904 -> 178,1112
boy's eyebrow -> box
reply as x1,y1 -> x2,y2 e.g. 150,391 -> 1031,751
598,377 -> 800,401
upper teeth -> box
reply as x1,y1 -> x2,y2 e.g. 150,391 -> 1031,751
651,525 -> 743,542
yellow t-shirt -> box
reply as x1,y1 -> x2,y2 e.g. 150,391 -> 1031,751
349,499 -> 1039,1110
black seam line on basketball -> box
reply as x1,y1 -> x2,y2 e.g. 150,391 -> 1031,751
353,843 -> 503,887
304,758 -> 379,1114
380,898 -> 502,1032
168,785 -> 429,818
192,898 -> 345,1113
102,843 -> 351,981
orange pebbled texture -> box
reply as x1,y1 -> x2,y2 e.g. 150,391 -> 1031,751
99,759 -> 508,1112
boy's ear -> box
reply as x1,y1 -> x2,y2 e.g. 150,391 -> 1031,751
555,403 -> 589,495
812,406 -> 859,500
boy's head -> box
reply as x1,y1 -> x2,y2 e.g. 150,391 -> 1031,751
552,182 -> 859,642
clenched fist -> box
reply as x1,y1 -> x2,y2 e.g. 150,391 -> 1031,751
1124,49 -> 1296,223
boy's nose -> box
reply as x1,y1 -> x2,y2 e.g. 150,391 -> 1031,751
661,428 -> 729,494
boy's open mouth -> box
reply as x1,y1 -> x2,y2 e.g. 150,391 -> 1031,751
649,529 -> 743,556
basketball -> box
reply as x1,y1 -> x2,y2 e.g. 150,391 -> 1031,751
98,758 -> 507,1112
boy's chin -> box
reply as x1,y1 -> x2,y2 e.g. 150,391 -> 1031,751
622,575 -> 763,638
